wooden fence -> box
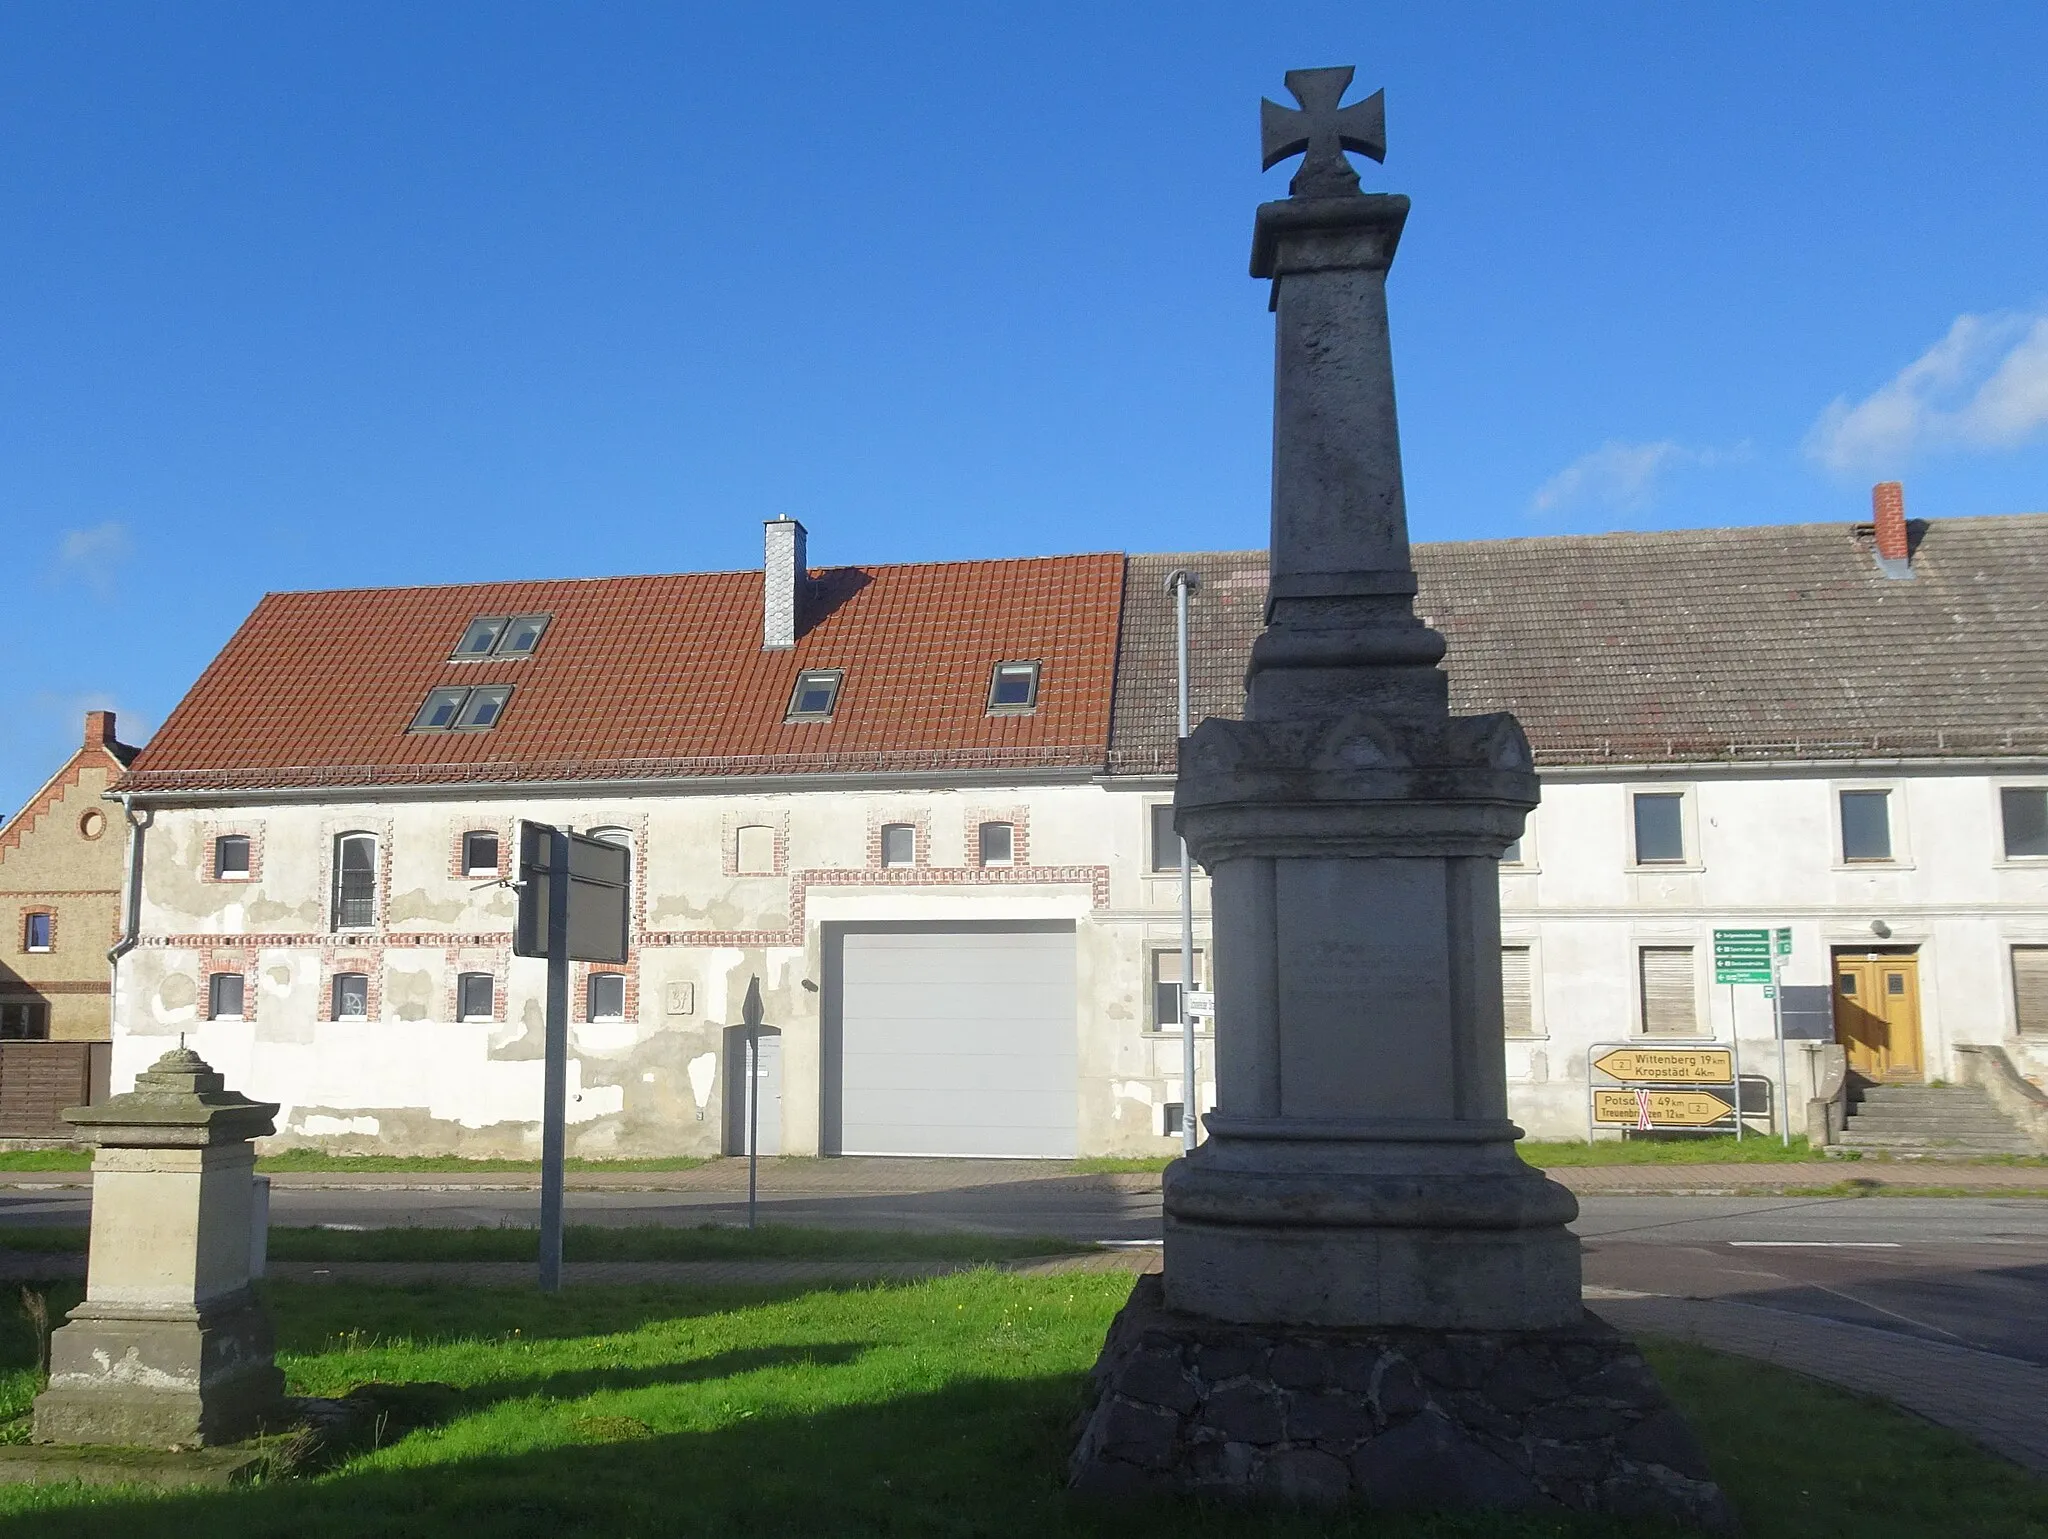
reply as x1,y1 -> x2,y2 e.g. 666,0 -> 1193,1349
0,1041 -> 109,1139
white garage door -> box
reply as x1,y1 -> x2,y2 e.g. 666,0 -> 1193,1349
835,925 -> 1077,1158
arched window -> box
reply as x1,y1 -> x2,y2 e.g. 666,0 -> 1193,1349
333,833 -> 378,930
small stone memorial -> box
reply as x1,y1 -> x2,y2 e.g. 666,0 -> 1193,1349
1069,69 -> 1732,1527
33,1045 -> 285,1448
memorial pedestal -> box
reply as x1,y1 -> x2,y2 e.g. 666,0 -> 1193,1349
33,1047 -> 284,1448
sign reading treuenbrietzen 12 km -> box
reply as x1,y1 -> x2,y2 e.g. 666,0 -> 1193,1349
1712,928 -> 1772,985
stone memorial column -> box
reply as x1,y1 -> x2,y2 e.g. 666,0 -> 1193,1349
1072,71 -> 1729,1525
34,1046 -> 285,1447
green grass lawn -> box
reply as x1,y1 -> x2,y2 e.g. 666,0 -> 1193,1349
0,1273 -> 2040,1538
0,1223 -> 1086,1265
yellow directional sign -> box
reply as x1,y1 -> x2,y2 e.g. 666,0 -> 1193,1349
1593,1089 -> 1735,1128
1592,1047 -> 1734,1084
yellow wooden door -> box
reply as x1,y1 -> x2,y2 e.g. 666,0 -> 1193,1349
1833,954 -> 1923,1081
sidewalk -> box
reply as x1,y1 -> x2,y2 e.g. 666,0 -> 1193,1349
1598,1293 -> 2048,1475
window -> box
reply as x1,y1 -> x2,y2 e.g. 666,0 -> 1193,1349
462,830 -> 500,877
454,617 -> 508,657
22,913 -> 51,952
412,687 -> 469,731
1151,948 -> 1207,1031
332,972 -> 370,1021
1840,790 -> 1893,862
0,1003 -> 48,1040
216,834 -> 252,879
1632,793 -> 1685,864
1502,947 -> 1535,1036
1161,1102 -> 1187,1138
2003,788 -> 2048,859
334,834 -> 377,929
1150,803 -> 1184,873
587,972 -> 626,1022
208,972 -> 245,1020
2015,947 -> 2048,1036
735,824 -> 776,876
410,685 -> 514,732
457,973 -> 495,1022
987,661 -> 1041,713
451,613 -> 550,660
1501,835 -> 1524,866
978,821 -> 1014,866
880,824 -> 916,868
1638,947 -> 1698,1037
786,669 -> 842,721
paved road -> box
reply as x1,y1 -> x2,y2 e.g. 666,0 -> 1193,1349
7,1171 -> 2045,1366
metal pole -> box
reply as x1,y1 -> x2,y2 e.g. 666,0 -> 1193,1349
1727,983 -> 1745,1143
1772,950 -> 1791,1147
743,976 -> 764,1230
538,825 -> 571,1291
1170,570 -> 1200,1155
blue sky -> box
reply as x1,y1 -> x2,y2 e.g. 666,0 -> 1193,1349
4,3 -> 2046,811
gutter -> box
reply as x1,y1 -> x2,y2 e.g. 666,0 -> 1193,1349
105,793 -> 150,1043
110,762 -> 1109,811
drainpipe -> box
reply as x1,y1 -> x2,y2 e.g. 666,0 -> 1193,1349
104,795 -> 150,1088
1167,569 -> 1202,1154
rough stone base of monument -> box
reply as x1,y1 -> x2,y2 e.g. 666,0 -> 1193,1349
1069,1276 -> 1734,1529
33,1293 -> 286,1448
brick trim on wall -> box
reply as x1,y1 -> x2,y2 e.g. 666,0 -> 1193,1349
448,820 -> 515,882
17,907 -> 57,954
444,943 -> 511,1023
202,822 -> 266,882
317,817 -> 395,933
964,804 -> 1031,866
722,810 -> 790,876
318,948 -> 384,1022
867,808 -> 933,869
198,946 -> 259,1023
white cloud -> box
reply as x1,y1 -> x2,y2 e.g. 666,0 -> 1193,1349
1804,311 -> 2048,474
1529,440 -> 1740,517
52,521 -> 133,596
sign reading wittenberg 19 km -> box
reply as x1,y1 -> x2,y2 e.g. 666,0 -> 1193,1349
1591,1047 -> 1734,1084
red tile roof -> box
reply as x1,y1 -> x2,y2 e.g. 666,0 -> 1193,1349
120,555 -> 1126,793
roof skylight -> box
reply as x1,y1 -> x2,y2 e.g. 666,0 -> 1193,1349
411,685 -> 515,733
452,614 -> 551,661
786,669 -> 842,722
987,660 -> 1041,713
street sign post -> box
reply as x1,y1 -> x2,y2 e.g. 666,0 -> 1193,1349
1591,1047 -> 1732,1084
1711,929 -> 1771,985
1587,1041 -> 1740,1138
516,821 -> 633,1291
1592,1088 -> 1735,1129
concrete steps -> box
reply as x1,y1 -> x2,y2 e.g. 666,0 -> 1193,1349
1836,1083 -> 2037,1157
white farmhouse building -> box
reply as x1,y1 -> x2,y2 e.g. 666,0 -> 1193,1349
107,491 -> 2048,1155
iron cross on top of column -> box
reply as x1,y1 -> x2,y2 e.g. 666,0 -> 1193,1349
1260,66 -> 1385,199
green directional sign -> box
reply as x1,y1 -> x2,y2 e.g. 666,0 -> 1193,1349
1713,928 -> 1772,984
1774,927 -> 1793,957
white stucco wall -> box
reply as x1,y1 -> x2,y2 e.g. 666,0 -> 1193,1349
109,762 -> 2048,1155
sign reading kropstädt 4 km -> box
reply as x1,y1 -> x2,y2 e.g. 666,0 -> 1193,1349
1591,1047 -> 1734,1084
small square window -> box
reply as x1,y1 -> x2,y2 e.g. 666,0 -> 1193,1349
880,823 -> 916,868
454,685 -> 512,730
0,1003 -> 48,1040
1840,789 -> 1893,862
786,669 -> 842,721
23,913 -> 52,952
454,617 -> 509,658
987,661 -> 1041,713
497,615 -> 550,656
463,830 -> 500,876
1162,1101 -> 1186,1138
412,687 -> 470,732
2003,787 -> 2048,859
457,972 -> 495,1022
209,972 -> 245,1020
588,972 -> 626,1021
1501,835 -> 1524,866
1151,948 -> 1206,1030
978,821 -> 1014,866
1150,803 -> 1184,873
216,834 -> 251,879
1632,793 -> 1685,864
332,972 -> 370,1021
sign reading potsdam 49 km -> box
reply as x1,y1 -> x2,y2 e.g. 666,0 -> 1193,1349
1588,1043 -> 1738,1132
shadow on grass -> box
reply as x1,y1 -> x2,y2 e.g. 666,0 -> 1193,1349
452,1341 -> 871,1413
0,1375 -> 1653,1539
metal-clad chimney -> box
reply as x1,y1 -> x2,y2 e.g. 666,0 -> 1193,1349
763,516 -> 807,650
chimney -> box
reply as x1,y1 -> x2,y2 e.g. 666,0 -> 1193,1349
84,710 -> 117,748
1869,481 -> 1914,579
763,516 -> 808,650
